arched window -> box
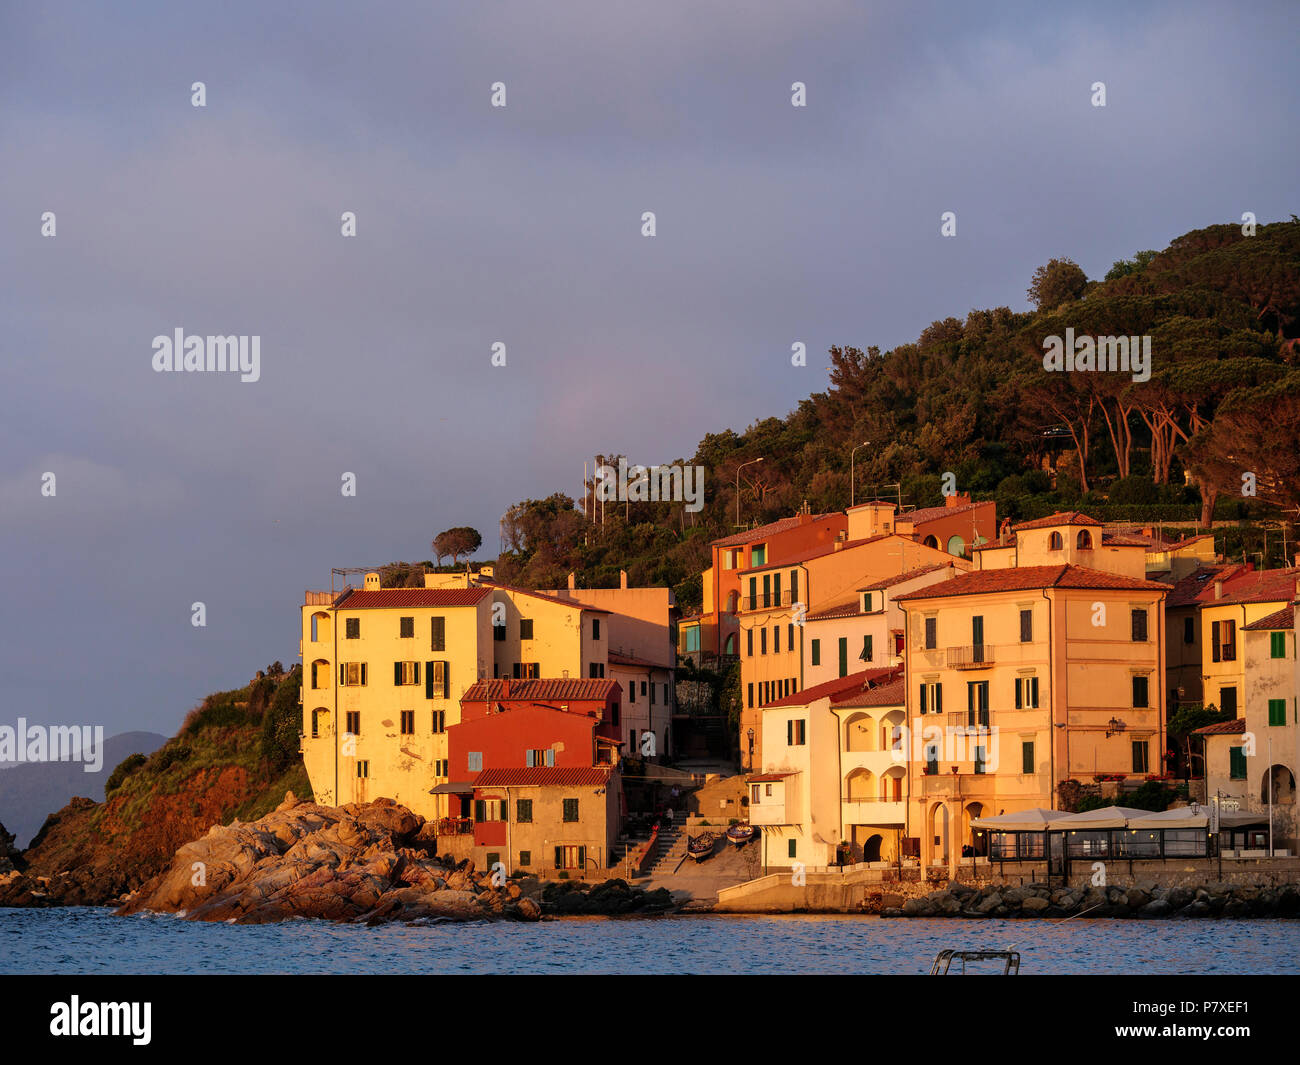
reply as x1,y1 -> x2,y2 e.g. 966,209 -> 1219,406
726,590 -> 740,614
1049,531 -> 1064,550
1076,530 -> 1093,550
946,534 -> 966,557
923,535 -> 940,549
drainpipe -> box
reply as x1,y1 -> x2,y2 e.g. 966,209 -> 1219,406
1041,587 -> 1055,807
333,601 -> 339,807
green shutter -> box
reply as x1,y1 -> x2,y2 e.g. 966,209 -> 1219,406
1272,631 -> 1287,659
1229,747 -> 1247,780
919,684 -> 927,714
1022,741 -> 1034,774
936,683 -> 943,713
838,638 -> 848,677
811,640 -> 820,666
1269,699 -> 1286,726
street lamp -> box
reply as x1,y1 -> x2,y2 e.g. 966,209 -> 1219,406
736,458 -> 765,526
746,727 -> 755,770
850,442 -> 871,508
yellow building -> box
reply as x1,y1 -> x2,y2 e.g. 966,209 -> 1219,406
1198,566 -> 1299,719
299,570 -> 608,819
894,512 -> 1169,869
738,533 -> 966,769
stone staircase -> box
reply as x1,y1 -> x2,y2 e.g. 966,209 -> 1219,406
646,813 -> 690,876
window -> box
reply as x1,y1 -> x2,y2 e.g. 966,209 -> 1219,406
640,681 -> 647,696
563,798 -> 579,822
486,852 -> 500,869
1272,632 -> 1288,659
310,661 -> 328,689
628,681 -> 636,704
519,618 -> 534,640
1015,676 -> 1039,709
838,637 -> 848,678
1220,686 -> 1238,717
518,851 -> 531,867
517,799 -> 533,824
526,748 -> 556,767
426,661 -> 450,700
966,681 -> 989,727
1132,675 -> 1149,708
434,759 -> 447,777
862,592 -> 874,613
787,719 -> 806,746
790,571 -> 799,601
1077,530 -> 1093,550
430,616 -> 446,652
760,629 -> 768,655
515,662 -> 540,679
356,760 -> 369,778
1229,746 -> 1246,780
971,616 -> 984,650
774,626 -> 781,654
1048,531 -> 1063,551
788,623 -> 795,650
811,639 -> 820,666
1019,609 -> 1033,643
611,702 -> 620,726
747,683 -> 754,708
787,839 -> 797,859
650,683 -> 657,705
339,662 -> 367,686
400,710 -> 414,734
345,711 -> 360,736
474,799 -> 506,822
345,617 -> 360,639
592,618 -> 601,640
1268,699 -> 1287,726
399,616 -> 415,639
925,747 -> 939,775
762,574 -> 772,608
1132,741 -> 1149,774
588,662 -> 605,679
467,751 -> 483,772
1212,620 -> 1237,662
751,545 -> 766,566
920,681 -> 942,715
394,661 -> 420,686
924,617 -> 937,650
974,745 -> 987,774
310,709 -> 322,738
747,629 -> 754,657
861,635 -> 873,662
494,620 -> 506,642
1022,741 -> 1034,774
1183,617 -> 1194,645
1130,609 -> 1148,642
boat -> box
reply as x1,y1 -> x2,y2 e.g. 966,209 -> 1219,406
929,950 -> 1020,975
687,832 -> 717,861
725,823 -> 755,847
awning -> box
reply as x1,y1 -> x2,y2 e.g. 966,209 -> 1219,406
429,781 -> 475,795
1046,807 -> 1150,830
1126,806 -> 1208,829
970,808 -> 1067,831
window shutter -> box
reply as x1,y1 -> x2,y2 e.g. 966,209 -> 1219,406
936,684 -> 942,713
426,664 -> 434,699
787,719 -> 793,745
1031,677 -> 1039,706
442,662 -> 450,698
554,847 -> 564,870
394,662 -> 402,685
474,800 -> 485,822
578,846 -> 586,869
361,663 -> 367,685
920,685 -> 927,714
1015,678 -> 1022,709
339,663 -> 344,686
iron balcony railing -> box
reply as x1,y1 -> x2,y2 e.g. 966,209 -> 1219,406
946,644 -> 994,669
741,590 -> 795,612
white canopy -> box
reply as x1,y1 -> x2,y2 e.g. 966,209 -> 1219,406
1126,806 -> 1209,829
1046,807 -> 1150,830
970,808 -> 1067,831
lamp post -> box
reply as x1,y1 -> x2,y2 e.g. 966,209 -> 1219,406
850,442 -> 871,508
736,458 -> 765,526
746,727 -> 755,770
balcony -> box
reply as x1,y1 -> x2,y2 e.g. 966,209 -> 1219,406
304,590 -> 336,606
946,711 -> 990,733
436,817 -> 473,836
841,798 -> 905,825
741,590 -> 795,613
749,802 -> 790,826
946,645 -> 994,670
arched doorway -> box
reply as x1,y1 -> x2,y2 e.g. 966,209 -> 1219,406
845,767 -> 876,800
1262,764 -> 1296,805
844,712 -> 874,752
928,802 -> 951,867
862,833 -> 883,863
964,801 -> 986,856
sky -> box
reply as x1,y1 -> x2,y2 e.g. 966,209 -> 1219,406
2,0 -> 1297,737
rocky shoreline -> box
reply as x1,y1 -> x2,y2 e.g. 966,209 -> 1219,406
870,880 -> 1300,919
2,794 -> 677,923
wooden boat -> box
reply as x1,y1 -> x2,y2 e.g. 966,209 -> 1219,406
687,832 -> 717,861
929,950 -> 1020,975
725,823 -> 755,847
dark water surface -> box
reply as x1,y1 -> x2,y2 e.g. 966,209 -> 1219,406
2,907 -> 1297,974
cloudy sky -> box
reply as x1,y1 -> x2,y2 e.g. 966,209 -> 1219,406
2,0 -> 1297,737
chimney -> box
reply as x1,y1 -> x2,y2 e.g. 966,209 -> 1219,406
620,569 -> 628,589
501,678 -> 511,698
797,501 -> 812,525
364,572 -> 380,590
568,572 -> 576,591
1213,579 -> 1224,600
944,492 -> 971,509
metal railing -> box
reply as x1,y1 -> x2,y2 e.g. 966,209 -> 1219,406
946,645 -> 994,669
435,818 -> 473,836
741,590 -> 795,612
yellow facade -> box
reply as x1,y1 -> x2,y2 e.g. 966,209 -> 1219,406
300,571 -> 607,820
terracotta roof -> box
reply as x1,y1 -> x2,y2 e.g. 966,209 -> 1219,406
972,537 -> 1016,552
474,580 -> 611,612
1193,719 -> 1246,736
835,676 -> 906,709
739,534 -> 885,572
1212,567 -> 1300,606
461,679 -> 621,703
711,513 -> 841,548
893,564 -> 1169,601
1165,564 -> 1246,608
334,587 -> 491,609
608,651 -> 665,669
747,772 -> 798,782
1243,606 -> 1296,632
1012,511 -> 1104,531
898,500 -> 991,525
761,666 -> 900,710
1101,533 -> 1154,547
859,563 -> 953,592
473,767 -> 611,788
804,599 -> 864,622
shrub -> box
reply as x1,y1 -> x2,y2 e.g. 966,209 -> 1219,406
148,743 -> 192,773
105,753 -> 147,793
261,668 -> 303,772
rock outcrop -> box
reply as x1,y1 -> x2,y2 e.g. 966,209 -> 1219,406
875,880 -> 1300,919
111,794 -> 676,924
